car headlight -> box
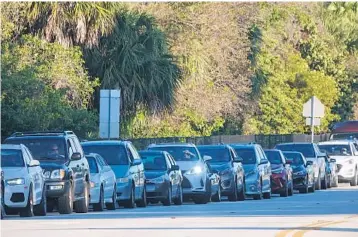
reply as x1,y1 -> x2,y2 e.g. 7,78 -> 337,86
117,177 -> 129,183
50,169 -> 65,179
6,178 -> 25,185
294,170 -> 306,176
220,168 -> 232,176
186,166 -> 203,175
272,167 -> 284,174
345,159 -> 354,165
149,176 -> 165,184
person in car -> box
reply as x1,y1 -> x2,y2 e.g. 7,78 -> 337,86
183,150 -> 195,160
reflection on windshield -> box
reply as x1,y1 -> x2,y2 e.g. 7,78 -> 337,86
232,148 -> 256,164
5,139 -> 66,161
283,152 -> 304,166
82,145 -> 128,165
139,153 -> 167,171
264,151 -> 283,164
148,146 -> 199,161
86,156 -> 99,173
318,145 -> 352,156
275,144 -> 315,158
1,149 -> 25,167
197,147 -> 230,163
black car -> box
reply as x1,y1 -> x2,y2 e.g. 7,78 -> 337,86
197,145 -> 245,201
138,150 -> 183,206
4,131 -> 90,214
282,151 -> 315,193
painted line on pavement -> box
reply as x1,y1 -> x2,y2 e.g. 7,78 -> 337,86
275,220 -> 333,237
292,220 -> 347,237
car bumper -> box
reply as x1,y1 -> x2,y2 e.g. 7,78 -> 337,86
146,182 -> 169,200
271,174 -> 287,193
4,184 -> 29,208
220,175 -> 235,195
292,175 -> 307,189
244,177 -> 261,195
181,173 -> 208,196
116,181 -> 131,201
45,180 -> 70,198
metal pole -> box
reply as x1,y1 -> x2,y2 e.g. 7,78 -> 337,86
108,90 -> 111,140
311,96 -> 314,143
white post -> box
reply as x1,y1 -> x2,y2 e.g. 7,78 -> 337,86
311,96 -> 314,143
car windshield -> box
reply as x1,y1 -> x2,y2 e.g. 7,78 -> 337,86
330,133 -> 358,140
1,149 -> 25,167
86,156 -> 99,173
148,146 -> 199,161
275,144 -> 315,158
232,147 -> 256,164
82,145 -> 128,165
5,138 -> 66,161
283,152 -> 304,166
318,144 -> 352,156
264,151 -> 283,164
139,153 -> 167,171
197,147 -> 231,163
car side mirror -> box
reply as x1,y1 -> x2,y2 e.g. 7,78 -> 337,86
234,157 -> 243,163
203,155 -> 212,162
330,158 -> 336,163
260,159 -> 269,165
131,159 -> 142,166
306,161 -> 313,166
172,165 -> 180,171
29,160 -> 40,167
71,152 -> 82,161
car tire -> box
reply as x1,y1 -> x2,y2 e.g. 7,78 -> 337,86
20,187 -> 34,217
173,185 -> 183,206
321,174 -> 328,190
34,186 -> 47,216
238,179 -> 245,201
123,185 -> 136,208
212,182 -> 221,202
75,181 -> 90,213
106,185 -> 117,210
350,168 -> 358,186
315,172 -> 321,190
136,185 -> 147,208
162,186 -> 172,206
228,178 -> 238,202
332,176 -> 339,188
263,191 -> 271,199
327,175 -> 332,189
58,182 -> 73,214
93,186 -> 105,212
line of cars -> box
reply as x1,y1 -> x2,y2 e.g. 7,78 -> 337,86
1,131 -> 357,218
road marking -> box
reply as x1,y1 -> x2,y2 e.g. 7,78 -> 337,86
292,220 -> 347,237
275,220 -> 331,237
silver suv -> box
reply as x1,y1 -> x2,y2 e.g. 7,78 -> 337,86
1,144 -> 47,217
148,143 -> 212,204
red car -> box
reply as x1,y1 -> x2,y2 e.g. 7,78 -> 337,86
264,149 -> 294,197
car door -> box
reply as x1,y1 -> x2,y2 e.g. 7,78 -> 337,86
230,148 -> 244,190
127,144 -> 142,199
314,145 -> 326,178
23,147 -> 42,204
281,151 -> 292,181
168,154 -> 181,193
98,156 -> 113,199
67,138 -> 83,195
165,154 -> 177,192
72,137 -> 89,182
257,146 -> 271,191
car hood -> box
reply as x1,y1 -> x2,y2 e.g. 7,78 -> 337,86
110,165 -> 129,178
145,171 -> 166,179
209,162 -> 231,172
39,162 -> 66,171
243,164 -> 257,173
330,156 -> 355,164
176,161 -> 202,172
2,167 -> 28,180
292,165 -> 305,173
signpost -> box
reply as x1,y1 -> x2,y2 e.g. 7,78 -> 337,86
99,89 -> 121,139
302,96 -> 324,143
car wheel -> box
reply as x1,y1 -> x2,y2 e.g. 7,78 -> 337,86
124,185 -> 136,208
280,178 -> 289,197
34,186 -> 47,216
332,175 -> 339,188
20,187 -> 34,217
327,175 -> 332,189
228,177 -> 238,202
350,168 -> 358,186
238,178 -> 245,201
75,181 -> 90,213
93,186 -> 105,212
263,190 -> 271,199
136,185 -> 147,208
162,186 -> 172,206
321,174 -> 328,190
212,182 -> 221,202
173,185 -> 183,205
58,182 -> 73,214
106,185 -> 117,210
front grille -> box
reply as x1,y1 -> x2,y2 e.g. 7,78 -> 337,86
337,164 -> 342,173
147,192 -> 161,197
10,193 -> 25,202
182,177 -> 191,188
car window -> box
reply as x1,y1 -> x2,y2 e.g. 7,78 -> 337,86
82,144 -> 129,165
318,144 -> 352,156
197,147 -> 231,163
24,147 -> 34,161
1,149 -> 25,167
275,144 -> 316,158
257,147 -> 266,163
86,156 -> 99,173
22,148 -> 31,165
230,148 -> 237,160
140,153 -> 167,171
148,146 -> 199,161
264,150 -> 283,164
283,152 -> 305,166
232,147 -> 257,164
71,137 -> 84,157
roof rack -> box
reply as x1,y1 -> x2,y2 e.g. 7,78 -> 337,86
10,131 -> 75,137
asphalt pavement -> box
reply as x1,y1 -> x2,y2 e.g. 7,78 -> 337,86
2,184 -> 358,237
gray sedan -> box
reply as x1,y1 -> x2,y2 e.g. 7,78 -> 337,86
86,153 -> 117,211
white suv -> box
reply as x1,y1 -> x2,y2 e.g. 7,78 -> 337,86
318,140 -> 358,186
1,144 -> 47,217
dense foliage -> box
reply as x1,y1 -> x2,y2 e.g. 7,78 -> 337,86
1,2 -> 357,139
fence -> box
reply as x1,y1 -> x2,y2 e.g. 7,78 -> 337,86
129,133 -> 330,150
